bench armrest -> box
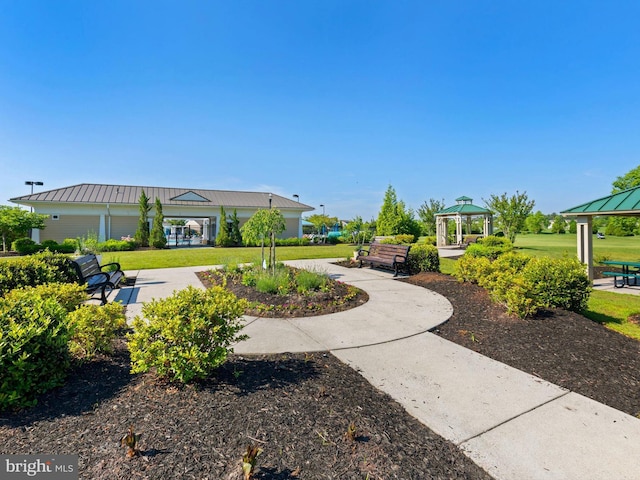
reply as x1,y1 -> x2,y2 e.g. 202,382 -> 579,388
100,262 -> 122,272
357,248 -> 369,256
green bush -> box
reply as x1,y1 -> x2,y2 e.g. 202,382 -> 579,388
4,283 -> 87,312
0,251 -> 78,297
96,239 -> 137,252
419,236 -> 437,246
274,237 -> 311,247
453,255 -> 492,283
11,237 -> 39,255
0,291 -> 71,411
67,302 -> 126,359
465,235 -> 513,260
407,244 -> 439,274
454,252 -> 591,318
380,234 -> 415,245
128,286 -> 247,383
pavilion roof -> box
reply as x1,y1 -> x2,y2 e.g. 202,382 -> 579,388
561,186 -> 640,216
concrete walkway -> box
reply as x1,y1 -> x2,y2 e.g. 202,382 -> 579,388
118,259 -> 640,480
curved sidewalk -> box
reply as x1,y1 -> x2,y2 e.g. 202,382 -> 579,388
119,259 -> 640,480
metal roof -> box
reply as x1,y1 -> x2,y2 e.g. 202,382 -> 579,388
561,186 -> 640,216
10,183 -> 314,211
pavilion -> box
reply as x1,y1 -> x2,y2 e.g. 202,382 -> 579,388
561,186 -> 640,280
435,196 -> 493,247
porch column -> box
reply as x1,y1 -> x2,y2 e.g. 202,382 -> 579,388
98,214 -> 106,242
576,216 -> 593,280
484,215 -> 493,236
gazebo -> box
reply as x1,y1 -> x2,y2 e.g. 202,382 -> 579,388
561,186 -> 640,280
435,196 -> 493,247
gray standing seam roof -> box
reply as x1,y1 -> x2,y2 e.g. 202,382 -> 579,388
10,184 -> 314,211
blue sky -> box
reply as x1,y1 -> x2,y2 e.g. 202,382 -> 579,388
1,1 -> 639,221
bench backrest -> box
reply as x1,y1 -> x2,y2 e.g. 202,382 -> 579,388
72,254 -> 102,283
369,242 -> 410,261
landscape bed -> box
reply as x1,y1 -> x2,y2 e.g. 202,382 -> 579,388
1,264 -> 639,479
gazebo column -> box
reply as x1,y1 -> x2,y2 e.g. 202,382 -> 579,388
576,216 -> 593,280
436,217 -> 447,246
484,214 -> 493,237
455,214 -> 463,245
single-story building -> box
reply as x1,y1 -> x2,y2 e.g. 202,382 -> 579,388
9,183 -> 314,244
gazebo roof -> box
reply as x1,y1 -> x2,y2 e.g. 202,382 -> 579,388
437,196 -> 491,215
561,186 -> 640,216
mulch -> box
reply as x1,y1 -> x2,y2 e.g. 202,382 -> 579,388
2,264 -> 639,479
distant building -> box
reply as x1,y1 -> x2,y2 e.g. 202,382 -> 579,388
10,183 -> 313,244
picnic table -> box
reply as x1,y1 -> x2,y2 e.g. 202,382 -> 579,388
601,260 -> 640,288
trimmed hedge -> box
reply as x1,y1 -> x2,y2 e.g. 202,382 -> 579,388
464,235 -> 513,260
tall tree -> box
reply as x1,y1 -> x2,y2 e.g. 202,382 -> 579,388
216,206 -> 231,247
376,185 -> 400,236
0,206 -> 47,251
525,211 -> 547,234
417,198 -> 445,236
484,191 -> 535,243
612,165 -> 640,193
150,198 -> 167,249
229,209 -> 242,246
134,190 -> 151,247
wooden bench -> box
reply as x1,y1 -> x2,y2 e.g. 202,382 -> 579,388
71,254 -> 124,304
356,242 -> 411,277
602,271 -> 640,288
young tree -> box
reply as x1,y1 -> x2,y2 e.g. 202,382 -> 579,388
484,191 -> 535,243
0,206 -> 47,251
134,190 -> 151,247
150,198 -> 167,249
241,209 -> 285,272
551,215 -> 566,234
216,206 -> 231,247
376,185 -> 421,237
229,209 -> 242,246
417,198 -> 445,236
524,211 -> 547,234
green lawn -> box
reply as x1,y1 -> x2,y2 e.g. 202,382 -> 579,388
515,232 -> 640,262
101,244 -> 356,271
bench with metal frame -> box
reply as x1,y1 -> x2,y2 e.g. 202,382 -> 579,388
356,242 -> 411,277
71,254 -> 124,304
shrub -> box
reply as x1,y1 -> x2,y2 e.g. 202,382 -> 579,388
77,231 -> 100,254
453,255 -> 492,283
407,244 -> 439,274
127,286 -> 248,383
454,252 -> 591,318
380,235 -> 415,245
465,235 -> 513,260
96,239 -> 137,252
419,236 -> 437,246
274,237 -> 311,247
11,237 -> 39,255
0,291 -> 71,411
0,251 -> 78,297
4,282 -> 87,312
67,302 -> 127,359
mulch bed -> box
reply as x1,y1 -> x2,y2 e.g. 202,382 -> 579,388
0,341 -> 491,479
2,263 -> 639,479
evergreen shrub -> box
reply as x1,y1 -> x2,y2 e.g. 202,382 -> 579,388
465,235 -> 513,260
407,244 -> 440,273
128,286 -> 247,383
